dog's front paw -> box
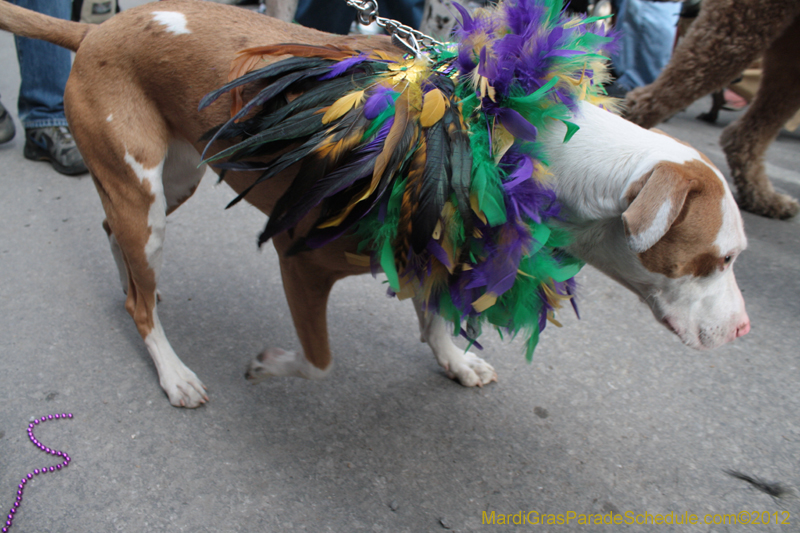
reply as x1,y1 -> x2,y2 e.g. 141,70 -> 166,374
443,351 -> 498,387
160,367 -> 208,408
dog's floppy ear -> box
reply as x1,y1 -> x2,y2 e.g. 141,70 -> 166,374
621,162 -> 693,253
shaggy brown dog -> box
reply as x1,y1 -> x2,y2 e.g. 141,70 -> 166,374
623,0 -> 800,220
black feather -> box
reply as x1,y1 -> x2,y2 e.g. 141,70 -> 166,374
724,470 -> 794,499
445,105 -> 471,223
224,129 -> 331,209
202,108 -> 324,165
201,66 -> 331,160
259,138 -> 381,244
259,111 -> 368,215
250,71 -> 377,131
411,120 -> 450,252
198,56 -> 332,111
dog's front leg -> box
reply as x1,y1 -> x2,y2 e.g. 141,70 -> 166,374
413,299 -> 497,387
720,15 -> 800,219
246,235 -> 335,382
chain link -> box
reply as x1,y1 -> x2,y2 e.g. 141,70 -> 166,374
345,0 -> 444,58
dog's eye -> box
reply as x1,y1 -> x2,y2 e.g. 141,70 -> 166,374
723,255 -> 732,264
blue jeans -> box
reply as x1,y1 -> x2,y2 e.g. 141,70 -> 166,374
610,0 -> 682,91
10,0 -> 73,129
296,0 -> 424,35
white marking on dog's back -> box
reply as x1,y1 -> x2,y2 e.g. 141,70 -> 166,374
152,11 -> 190,35
106,114 -> 113,123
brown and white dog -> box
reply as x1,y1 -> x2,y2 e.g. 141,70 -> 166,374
623,0 -> 800,220
0,0 -> 750,408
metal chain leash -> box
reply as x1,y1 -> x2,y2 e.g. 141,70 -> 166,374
345,0 -> 444,59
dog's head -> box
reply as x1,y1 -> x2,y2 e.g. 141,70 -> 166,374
607,157 -> 749,349
547,104 -> 750,350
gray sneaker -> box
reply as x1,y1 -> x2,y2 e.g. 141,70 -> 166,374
24,126 -> 88,176
0,101 -> 15,144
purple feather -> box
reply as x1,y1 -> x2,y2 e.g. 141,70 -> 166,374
496,108 -> 538,142
364,86 -> 397,119
537,288 -> 549,331
503,155 -> 534,190
500,149 -> 560,224
565,277 -> 580,319
451,2 -> 475,33
456,46 -> 476,75
459,328 -> 484,350
546,49 -> 583,58
464,220 -> 531,298
318,54 -> 369,80
427,240 -> 453,270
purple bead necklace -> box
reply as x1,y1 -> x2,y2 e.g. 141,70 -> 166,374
3,413 -> 73,533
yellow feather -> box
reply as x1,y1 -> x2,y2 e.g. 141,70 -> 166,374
420,88 -> 448,128
317,97 -> 410,229
546,311 -> 563,327
432,220 -> 442,240
368,92 -> 410,199
437,202 -> 457,274
395,280 -> 417,301
541,282 -> 573,313
492,123 -> 514,163
470,194 -> 488,224
421,261 -> 449,304
321,90 -> 365,124
372,50 -> 395,61
472,292 -> 498,313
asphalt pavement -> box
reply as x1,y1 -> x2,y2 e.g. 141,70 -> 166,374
1,4 -> 800,532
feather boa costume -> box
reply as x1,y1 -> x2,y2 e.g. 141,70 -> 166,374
200,0 -> 618,360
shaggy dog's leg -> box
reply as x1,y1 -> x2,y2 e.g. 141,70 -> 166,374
624,0 -> 798,129
720,17 -> 800,219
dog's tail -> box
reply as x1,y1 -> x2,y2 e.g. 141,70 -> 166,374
0,2 -> 90,52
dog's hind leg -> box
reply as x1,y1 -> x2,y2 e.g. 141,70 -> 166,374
102,218 -> 130,295
721,16 -> 800,219
74,111 -> 208,407
413,299 -> 497,387
101,139 -> 206,297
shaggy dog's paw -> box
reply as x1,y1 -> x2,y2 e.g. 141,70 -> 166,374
622,86 -> 667,130
443,351 -> 498,387
160,367 -> 208,408
737,188 -> 800,219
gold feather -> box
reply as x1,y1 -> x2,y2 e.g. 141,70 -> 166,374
394,135 -> 428,267
317,92 -> 412,229
322,90 -> 365,124
367,92 -> 410,197
492,122 -> 514,163
420,88 -> 448,128
472,292 -> 498,313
